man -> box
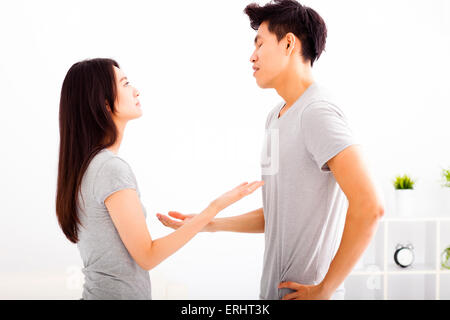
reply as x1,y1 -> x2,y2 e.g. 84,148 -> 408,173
157,0 -> 384,300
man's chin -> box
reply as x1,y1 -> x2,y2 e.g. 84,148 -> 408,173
255,78 -> 268,89
257,81 -> 272,89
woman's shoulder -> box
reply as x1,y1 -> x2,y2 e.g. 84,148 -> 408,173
84,149 -> 138,205
83,149 -> 134,184
91,149 -> 133,176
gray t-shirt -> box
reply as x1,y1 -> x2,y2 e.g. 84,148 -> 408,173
77,148 -> 152,300
260,82 -> 357,300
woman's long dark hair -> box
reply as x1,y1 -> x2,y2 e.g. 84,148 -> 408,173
56,58 -> 120,243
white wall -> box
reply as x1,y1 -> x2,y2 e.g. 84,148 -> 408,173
0,0 -> 449,299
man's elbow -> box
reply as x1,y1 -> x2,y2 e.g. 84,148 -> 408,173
376,204 -> 385,219
349,200 -> 385,221
366,202 -> 385,221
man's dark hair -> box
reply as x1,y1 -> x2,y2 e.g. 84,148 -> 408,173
244,0 -> 327,67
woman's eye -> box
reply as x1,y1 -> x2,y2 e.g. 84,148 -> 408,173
124,81 -> 130,86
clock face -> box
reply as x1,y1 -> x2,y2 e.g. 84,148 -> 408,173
396,248 -> 414,267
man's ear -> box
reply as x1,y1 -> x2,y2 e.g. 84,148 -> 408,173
285,33 -> 297,56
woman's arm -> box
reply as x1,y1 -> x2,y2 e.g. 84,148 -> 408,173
157,208 -> 265,233
105,181 -> 263,271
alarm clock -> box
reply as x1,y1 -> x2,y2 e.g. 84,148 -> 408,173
394,243 -> 414,268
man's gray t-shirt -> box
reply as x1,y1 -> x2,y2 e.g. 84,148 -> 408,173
260,82 -> 356,300
77,148 -> 152,300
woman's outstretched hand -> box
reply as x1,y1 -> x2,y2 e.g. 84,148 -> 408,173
156,181 -> 264,232
157,211 -> 197,230
210,181 -> 264,212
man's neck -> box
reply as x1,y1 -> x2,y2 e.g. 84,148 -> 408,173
274,62 -> 314,118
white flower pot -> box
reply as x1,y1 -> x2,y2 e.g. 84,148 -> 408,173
395,189 -> 415,217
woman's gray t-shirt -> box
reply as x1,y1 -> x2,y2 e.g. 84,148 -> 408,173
77,148 -> 151,300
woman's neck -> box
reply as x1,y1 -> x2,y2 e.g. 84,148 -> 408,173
107,121 -> 126,155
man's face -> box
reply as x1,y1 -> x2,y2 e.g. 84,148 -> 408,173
250,21 -> 289,89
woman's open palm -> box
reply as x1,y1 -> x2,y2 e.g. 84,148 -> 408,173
157,181 -> 264,231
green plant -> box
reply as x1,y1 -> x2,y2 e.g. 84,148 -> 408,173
442,246 -> 450,270
441,168 -> 450,188
393,174 -> 415,190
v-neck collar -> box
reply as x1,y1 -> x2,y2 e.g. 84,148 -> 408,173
276,82 -> 317,120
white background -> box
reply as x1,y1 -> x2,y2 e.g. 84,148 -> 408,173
0,0 -> 449,299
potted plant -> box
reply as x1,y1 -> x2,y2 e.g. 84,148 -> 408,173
442,246 -> 450,270
393,174 -> 416,217
441,168 -> 450,213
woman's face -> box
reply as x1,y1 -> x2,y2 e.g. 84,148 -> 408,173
111,66 -> 142,122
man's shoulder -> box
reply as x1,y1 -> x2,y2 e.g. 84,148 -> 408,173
303,82 -> 339,108
300,83 -> 348,120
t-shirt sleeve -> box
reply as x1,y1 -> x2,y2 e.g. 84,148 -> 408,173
93,157 -> 138,205
301,102 -> 357,172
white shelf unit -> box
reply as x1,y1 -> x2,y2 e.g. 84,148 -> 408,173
344,216 -> 450,300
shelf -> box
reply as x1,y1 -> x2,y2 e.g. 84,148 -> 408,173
344,274 -> 384,300
440,274 -> 450,299
344,217 -> 449,300
439,220 -> 450,275
387,274 -> 436,300
351,270 -> 384,276
386,220 -> 436,272
351,266 -> 444,275
381,216 -> 450,222
387,264 -> 436,274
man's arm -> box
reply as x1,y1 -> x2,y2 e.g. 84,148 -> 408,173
209,208 -> 265,233
157,207 -> 265,233
279,145 -> 384,299
320,144 -> 384,295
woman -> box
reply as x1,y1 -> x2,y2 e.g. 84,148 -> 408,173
55,58 -> 263,300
